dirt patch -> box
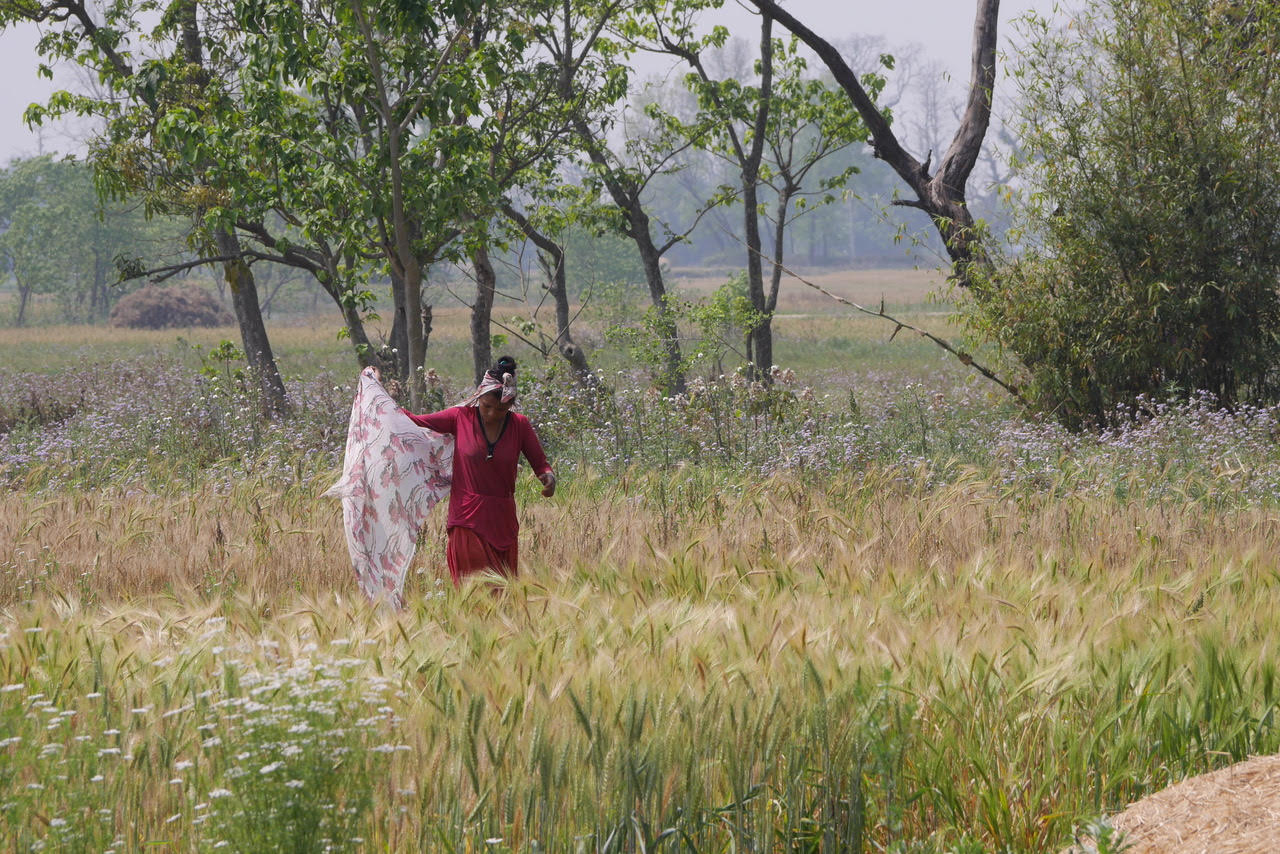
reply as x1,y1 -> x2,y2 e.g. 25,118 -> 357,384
1067,754 -> 1280,853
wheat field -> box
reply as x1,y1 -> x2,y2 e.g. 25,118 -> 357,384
4,296 -> 1280,851
4,462 -> 1279,851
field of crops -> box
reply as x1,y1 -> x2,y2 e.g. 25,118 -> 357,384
3,284 -> 1280,852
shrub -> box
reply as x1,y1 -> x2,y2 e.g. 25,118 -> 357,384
108,285 -> 233,329
965,0 -> 1280,428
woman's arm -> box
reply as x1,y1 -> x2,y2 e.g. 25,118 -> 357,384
518,417 -> 555,497
402,406 -> 459,434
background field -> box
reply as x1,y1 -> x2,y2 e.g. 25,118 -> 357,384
3,273 -> 1279,853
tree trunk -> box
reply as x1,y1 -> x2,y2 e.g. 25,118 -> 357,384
379,215 -> 428,406
388,267 -> 411,384
90,245 -> 108,321
340,299 -> 378,367
15,280 -> 31,326
502,204 -> 593,382
176,1 -> 286,413
568,130 -> 685,392
631,209 -> 686,394
421,304 -> 433,366
553,14 -> 684,393
743,180 -> 770,378
848,198 -> 858,265
767,191 -> 791,317
470,242 -> 496,385
214,228 -> 287,416
670,12 -> 773,382
353,0 -> 426,407
754,190 -> 794,381
542,250 -> 592,380
314,259 -> 379,371
402,253 -> 426,407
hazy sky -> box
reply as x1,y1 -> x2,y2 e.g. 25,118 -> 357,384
0,0 -> 1061,164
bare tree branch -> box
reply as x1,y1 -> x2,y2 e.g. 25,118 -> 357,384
790,263 -> 1024,404
8,0 -> 134,79
726,225 -> 1026,404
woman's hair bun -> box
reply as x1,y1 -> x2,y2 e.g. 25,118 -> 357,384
494,355 -> 517,376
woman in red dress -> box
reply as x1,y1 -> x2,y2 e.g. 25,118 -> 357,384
402,356 -> 556,584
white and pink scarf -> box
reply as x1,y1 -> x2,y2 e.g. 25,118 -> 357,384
324,367 -> 453,607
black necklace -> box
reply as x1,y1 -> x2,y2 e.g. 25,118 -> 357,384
477,409 -> 511,460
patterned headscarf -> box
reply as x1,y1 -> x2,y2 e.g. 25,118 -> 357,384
464,369 -> 517,407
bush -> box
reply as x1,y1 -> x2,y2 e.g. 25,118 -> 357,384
966,0 -> 1280,428
108,285 -> 233,329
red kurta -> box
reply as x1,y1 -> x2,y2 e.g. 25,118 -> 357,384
402,406 -> 551,551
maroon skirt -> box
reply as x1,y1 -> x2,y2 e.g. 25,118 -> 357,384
445,526 -> 518,585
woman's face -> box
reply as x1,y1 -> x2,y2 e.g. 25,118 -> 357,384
476,392 -> 511,421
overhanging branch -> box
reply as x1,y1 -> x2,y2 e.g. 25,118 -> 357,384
730,228 -> 1025,405
119,255 -> 240,284
784,263 -> 1025,405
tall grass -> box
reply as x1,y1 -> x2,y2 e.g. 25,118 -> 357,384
4,468 -> 1280,850
5,316 -> 1280,851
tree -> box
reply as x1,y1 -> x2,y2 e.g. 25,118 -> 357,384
6,0 -> 290,413
0,156 -> 172,325
0,156 -> 79,325
543,0 -> 716,393
233,0 -> 536,406
643,8 -> 876,378
456,2 -> 588,385
745,0 -> 1000,283
501,199 -> 597,382
643,9 -> 777,381
963,0 -> 1280,426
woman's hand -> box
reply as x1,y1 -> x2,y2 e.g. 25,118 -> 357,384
538,470 -> 557,497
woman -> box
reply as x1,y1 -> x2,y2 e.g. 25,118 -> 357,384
402,356 -> 556,585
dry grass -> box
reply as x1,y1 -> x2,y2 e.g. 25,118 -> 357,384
671,266 -> 948,310
6,470 -> 1270,632
0,304 -> 485,376
6,469 -> 1277,670
0,271 -> 952,384
4,469 -> 1280,849
1073,754 -> 1280,853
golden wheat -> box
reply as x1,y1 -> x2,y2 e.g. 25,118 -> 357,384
4,469 -> 1279,850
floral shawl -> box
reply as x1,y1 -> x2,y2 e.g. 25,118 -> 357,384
325,367 -> 453,607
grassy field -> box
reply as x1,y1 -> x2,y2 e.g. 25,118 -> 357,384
3,280 -> 1280,852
